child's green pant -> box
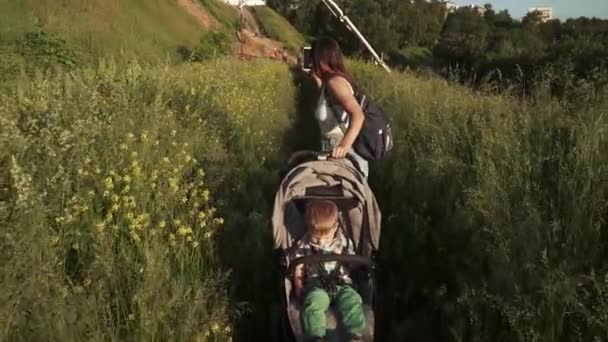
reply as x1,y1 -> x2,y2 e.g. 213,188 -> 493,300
302,285 -> 366,338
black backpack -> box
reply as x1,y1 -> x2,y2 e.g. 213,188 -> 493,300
330,88 -> 394,161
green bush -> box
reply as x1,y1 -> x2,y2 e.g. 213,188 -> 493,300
18,30 -> 79,70
189,31 -> 234,62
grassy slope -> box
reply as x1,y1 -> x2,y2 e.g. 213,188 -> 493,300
248,5 -> 307,53
197,0 -> 240,30
0,0 -> 205,62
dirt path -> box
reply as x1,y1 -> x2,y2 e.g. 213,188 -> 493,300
177,0 -> 297,63
177,0 -> 214,28
240,7 -> 262,36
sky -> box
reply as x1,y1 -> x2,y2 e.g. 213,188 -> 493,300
453,0 -> 608,19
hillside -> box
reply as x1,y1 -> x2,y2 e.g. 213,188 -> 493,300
248,6 -> 307,54
0,0 -> 303,70
0,0 -> 207,63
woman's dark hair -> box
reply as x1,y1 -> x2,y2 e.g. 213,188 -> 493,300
311,37 -> 356,88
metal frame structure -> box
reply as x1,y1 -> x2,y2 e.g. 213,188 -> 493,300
320,0 -> 391,73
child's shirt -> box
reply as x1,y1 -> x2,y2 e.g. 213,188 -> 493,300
289,228 -> 355,287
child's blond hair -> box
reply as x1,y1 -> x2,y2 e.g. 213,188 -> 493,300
305,200 -> 338,237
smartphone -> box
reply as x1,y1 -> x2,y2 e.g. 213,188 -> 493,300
301,47 -> 313,72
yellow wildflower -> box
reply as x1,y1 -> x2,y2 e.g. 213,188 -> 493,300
130,232 -> 141,242
177,226 -> 192,236
159,221 -> 166,228
104,177 -> 114,189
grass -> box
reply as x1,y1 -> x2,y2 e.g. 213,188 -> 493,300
0,0 -> 206,63
2,58 -> 606,341
248,6 -> 308,53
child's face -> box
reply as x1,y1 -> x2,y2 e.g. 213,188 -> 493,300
310,222 -> 337,240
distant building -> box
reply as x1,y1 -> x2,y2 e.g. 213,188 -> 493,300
440,0 -> 458,13
462,4 -> 487,16
223,0 -> 265,7
528,7 -> 553,22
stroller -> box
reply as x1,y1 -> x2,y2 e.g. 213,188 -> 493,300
272,151 -> 381,342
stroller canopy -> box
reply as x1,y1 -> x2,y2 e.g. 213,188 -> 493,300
272,157 -> 381,253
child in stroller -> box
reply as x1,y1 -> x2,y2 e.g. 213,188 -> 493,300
290,199 -> 365,341
273,151 -> 380,342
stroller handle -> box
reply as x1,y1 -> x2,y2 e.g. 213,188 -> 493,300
288,254 -> 374,274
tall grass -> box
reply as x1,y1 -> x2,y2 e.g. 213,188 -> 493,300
350,63 -> 608,341
1,58 -> 607,341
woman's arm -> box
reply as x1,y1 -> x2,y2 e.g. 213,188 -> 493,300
326,76 -> 365,158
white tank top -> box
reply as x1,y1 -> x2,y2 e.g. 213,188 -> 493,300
315,80 -> 355,147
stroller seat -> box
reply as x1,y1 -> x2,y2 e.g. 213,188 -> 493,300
287,299 -> 375,341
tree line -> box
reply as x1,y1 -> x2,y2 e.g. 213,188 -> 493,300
268,0 -> 608,91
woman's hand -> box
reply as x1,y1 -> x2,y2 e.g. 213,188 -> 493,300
307,70 -> 322,89
332,144 -> 349,159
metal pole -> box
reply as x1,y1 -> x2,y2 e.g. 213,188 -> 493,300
320,0 -> 391,73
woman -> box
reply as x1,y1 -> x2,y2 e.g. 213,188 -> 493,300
308,37 -> 369,178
